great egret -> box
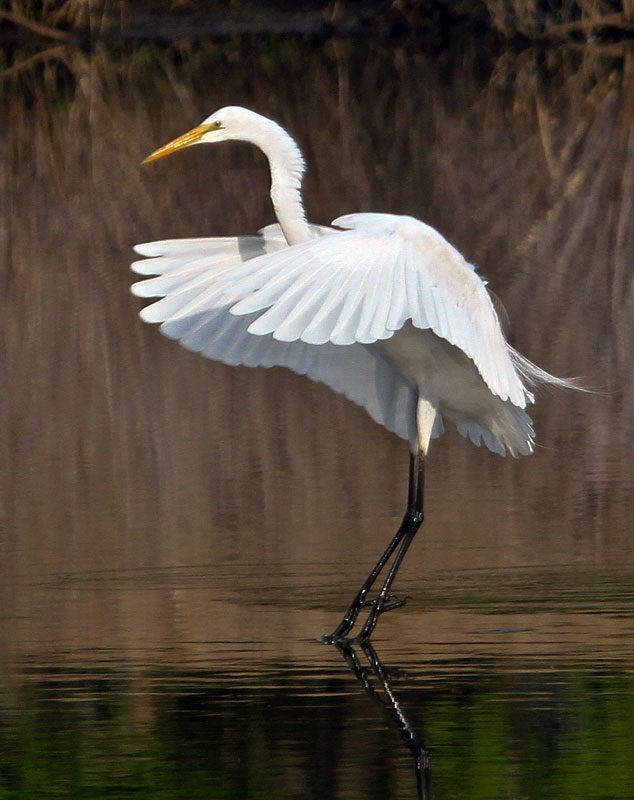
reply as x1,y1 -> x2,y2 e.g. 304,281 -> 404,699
132,106 -> 573,641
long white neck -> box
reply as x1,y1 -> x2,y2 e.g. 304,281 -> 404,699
250,118 -> 313,246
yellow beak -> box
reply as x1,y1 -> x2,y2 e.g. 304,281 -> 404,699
142,124 -> 211,164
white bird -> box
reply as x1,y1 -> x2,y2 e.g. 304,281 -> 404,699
132,106 -> 573,641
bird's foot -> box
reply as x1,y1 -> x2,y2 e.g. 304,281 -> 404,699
319,594 -> 411,644
319,631 -> 353,645
319,631 -> 373,645
361,593 -> 411,612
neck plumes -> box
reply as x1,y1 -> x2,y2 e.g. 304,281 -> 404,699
255,119 -> 313,246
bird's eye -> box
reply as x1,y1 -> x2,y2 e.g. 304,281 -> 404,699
213,120 -> 222,129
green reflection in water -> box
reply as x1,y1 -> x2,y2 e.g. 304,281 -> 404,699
1,663 -> 634,799
426,669 -> 634,800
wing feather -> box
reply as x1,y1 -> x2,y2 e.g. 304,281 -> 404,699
197,215 -> 528,406
164,304 -> 420,442
300,274 -> 352,345
132,263 -> 219,298
132,213 -> 529,414
355,245 -> 391,343
386,249 -> 408,331
367,253 -> 394,341
329,268 -> 369,346
406,245 -> 429,329
140,286 -> 211,324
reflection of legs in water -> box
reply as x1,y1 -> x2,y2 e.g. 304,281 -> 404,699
332,639 -> 432,800
322,449 -> 425,642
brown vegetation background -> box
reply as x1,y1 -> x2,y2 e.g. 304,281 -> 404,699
2,36 -> 633,661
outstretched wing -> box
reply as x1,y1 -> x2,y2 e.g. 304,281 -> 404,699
132,223 -> 326,323
165,307 -> 420,444
157,213 -> 527,407
131,224 -> 421,444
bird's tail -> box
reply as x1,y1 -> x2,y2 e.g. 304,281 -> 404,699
456,400 -> 535,457
507,345 -> 585,394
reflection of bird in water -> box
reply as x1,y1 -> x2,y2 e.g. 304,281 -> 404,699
133,106 -> 575,640
334,639 -> 432,800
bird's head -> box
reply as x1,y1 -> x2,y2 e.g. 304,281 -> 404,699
142,106 -> 281,164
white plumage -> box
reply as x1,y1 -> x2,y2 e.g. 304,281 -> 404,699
132,225 -> 417,442
132,106 -> 573,639
132,210 -> 541,456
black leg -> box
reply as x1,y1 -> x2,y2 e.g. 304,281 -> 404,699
322,450 -> 425,642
